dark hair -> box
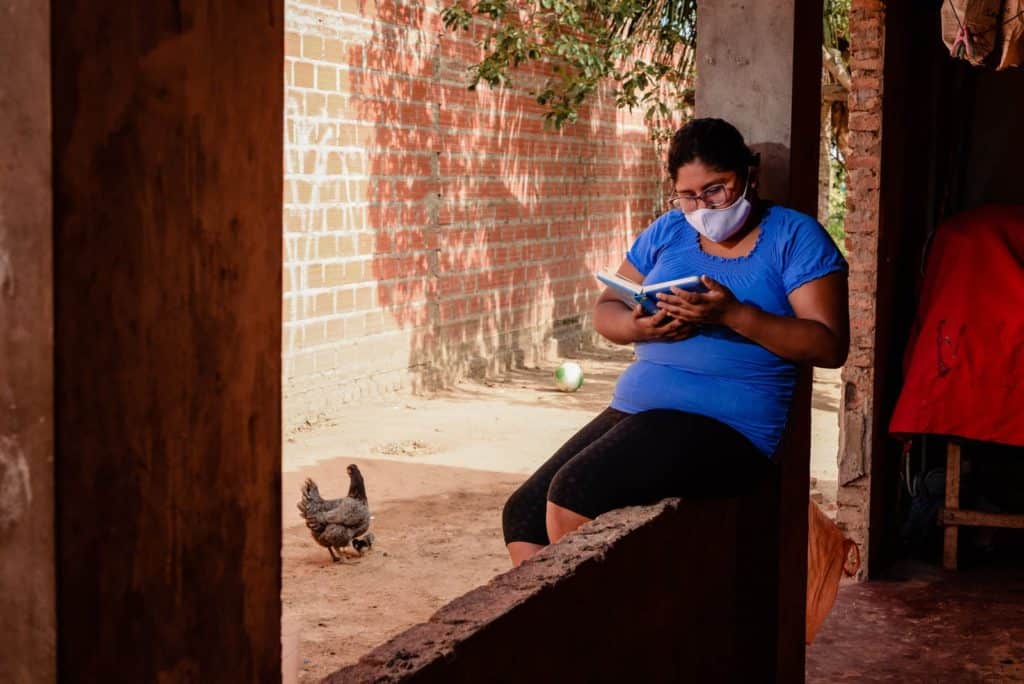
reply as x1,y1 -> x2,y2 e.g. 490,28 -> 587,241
667,118 -> 759,180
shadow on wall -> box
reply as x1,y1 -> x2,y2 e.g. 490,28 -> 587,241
351,0 -> 663,392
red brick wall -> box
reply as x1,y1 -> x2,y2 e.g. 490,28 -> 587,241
837,0 -> 883,576
283,0 -> 664,427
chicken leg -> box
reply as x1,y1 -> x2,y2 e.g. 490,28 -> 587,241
335,546 -> 362,559
352,533 -> 375,554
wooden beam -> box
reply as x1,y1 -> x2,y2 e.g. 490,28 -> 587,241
943,442 -> 961,570
0,1 -> 55,681
942,508 -> 1024,529
52,2 -> 283,679
822,45 -> 852,91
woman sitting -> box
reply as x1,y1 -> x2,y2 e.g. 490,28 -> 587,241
502,117 -> 849,567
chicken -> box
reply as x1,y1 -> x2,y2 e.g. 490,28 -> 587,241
297,464 -> 372,562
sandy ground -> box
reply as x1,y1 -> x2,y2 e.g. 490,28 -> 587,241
281,345 -> 842,682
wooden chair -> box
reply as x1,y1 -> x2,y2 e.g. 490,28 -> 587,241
941,441 -> 1024,569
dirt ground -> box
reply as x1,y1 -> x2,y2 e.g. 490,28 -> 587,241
281,344 -> 842,682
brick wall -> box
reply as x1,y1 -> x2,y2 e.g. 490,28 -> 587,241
837,0 -> 883,577
283,0 -> 664,428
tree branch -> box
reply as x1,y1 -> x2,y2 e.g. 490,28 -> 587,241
821,45 -> 851,91
823,83 -> 847,103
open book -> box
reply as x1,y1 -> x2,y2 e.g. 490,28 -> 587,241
596,269 -> 707,315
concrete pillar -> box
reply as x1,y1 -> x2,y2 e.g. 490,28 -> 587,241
695,1 -> 824,674
52,2 -> 283,680
696,0 -> 824,215
0,1 -> 56,682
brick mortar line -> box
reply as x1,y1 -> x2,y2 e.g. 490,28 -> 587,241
282,174 -> 655,185
283,170 -> 657,180
283,124 -> 654,149
285,146 -> 657,165
284,255 -> 626,272
284,103 -> 650,137
282,160 -> 656,173
285,26 -> 439,51
286,88 -> 640,119
283,309 -> 429,328
287,286 -> 599,311
282,245 -> 634,266
282,207 -> 655,218
284,250 -> 630,266
276,211 -> 651,223
282,159 -> 652,173
284,237 -> 633,253
287,1 -> 443,19
282,244 -> 638,256
285,311 -> 586,345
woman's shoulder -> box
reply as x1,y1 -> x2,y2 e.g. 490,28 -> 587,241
762,205 -> 839,252
763,205 -> 821,236
761,204 -> 847,289
627,210 -> 695,274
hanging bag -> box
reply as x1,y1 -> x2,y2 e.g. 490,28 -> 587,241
941,0 -> 1003,65
996,0 -> 1024,69
806,500 -> 861,644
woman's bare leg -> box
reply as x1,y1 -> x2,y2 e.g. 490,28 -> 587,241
507,541 -> 545,567
546,501 -> 592,544
507,504 -> 591,566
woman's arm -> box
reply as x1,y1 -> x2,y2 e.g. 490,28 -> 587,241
594,259 -> 696,345
655,271 -> 849,367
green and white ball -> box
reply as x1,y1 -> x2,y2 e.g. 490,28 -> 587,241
554,361 -> 584,392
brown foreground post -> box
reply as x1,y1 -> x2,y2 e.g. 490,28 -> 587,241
0,2 -> 56,681
52,2 -> 283,680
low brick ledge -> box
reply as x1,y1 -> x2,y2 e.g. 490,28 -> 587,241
323,498 -> 680,683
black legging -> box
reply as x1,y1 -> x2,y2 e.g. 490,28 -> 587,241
502,407 -> 774,546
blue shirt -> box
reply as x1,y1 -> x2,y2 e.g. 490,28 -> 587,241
610,205 -> 847,456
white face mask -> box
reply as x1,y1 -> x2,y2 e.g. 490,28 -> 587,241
682,181 -> 752,242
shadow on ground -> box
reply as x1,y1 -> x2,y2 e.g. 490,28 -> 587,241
807,560 -> 1024,682
448,344 -> 634,414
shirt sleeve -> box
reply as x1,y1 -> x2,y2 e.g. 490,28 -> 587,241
625,216 -> 665,276
780,214 -> 848,294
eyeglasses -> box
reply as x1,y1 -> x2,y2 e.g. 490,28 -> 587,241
668,183 -> 731,212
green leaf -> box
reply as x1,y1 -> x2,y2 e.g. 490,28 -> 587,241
440,0 -> 698,138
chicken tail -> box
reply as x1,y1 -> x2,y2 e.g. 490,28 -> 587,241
297,478 -> 325,531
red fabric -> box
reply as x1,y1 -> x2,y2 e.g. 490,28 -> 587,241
889,205 -> 1024,447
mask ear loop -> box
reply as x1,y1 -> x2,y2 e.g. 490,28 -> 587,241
747,152 -> 761,191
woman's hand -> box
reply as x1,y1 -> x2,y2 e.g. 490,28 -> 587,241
593,258 -> 699,345
630,304 -> 697,342
655,275 -> 743,327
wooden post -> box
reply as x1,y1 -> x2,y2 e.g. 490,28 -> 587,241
696,0 -> 821,675
52,2 -> 284,680
943,442 -> 961,570
0,2 -> 56,681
